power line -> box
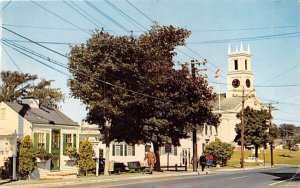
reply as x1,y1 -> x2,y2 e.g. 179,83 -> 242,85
188,31 -> 300,44
2,23 -> 88,31
259,63 -> 300,85
63,0 -> 101,28
4,39 -> 80,45
104,0 -> 148,31
84,1 -> 132,34
1,0 -> 12,11
2,45 -> 22,72
126,0 -> 154,23
31,1 -> 91,35
2,40 -> 70,76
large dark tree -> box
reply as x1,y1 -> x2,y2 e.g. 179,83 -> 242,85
68,25 -> 219,170
235,107 -> 272,157
0,71 -> 64,108
279,124 -> 300,155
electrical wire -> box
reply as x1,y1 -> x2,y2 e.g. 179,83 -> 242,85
1,0 -> 12,11
126,0 -> 154,23
31,1 -> 91,35
84,0 -> 132,34
104,0 -> 148,31
2,45 -> 22,72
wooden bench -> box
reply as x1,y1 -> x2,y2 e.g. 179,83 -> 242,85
127,161 -> 145,173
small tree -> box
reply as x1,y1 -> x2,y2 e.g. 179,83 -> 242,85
18,135 -> 37,179
204,138 -> 234,166
78,140 -> 95,176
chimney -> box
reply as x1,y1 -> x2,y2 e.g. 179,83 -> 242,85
21,98 -> 40,108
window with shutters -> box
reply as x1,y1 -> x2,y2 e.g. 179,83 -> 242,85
37,133 -> 45,148
127,145 -> 135,156
66,134 -> 72,147
114,144 -> 121,156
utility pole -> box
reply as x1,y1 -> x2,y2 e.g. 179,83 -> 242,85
240,87 -> 245,168
182,59 -> 207,172
267,103 -> 277,167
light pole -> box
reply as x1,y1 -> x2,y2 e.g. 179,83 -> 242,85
104,119 -> 111,176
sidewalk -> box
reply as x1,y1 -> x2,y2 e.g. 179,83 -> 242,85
0,170 -> 200,188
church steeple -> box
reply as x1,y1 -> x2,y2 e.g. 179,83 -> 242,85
226,43 -> 256,98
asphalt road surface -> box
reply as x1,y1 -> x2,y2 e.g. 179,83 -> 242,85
62,166 -> 299,188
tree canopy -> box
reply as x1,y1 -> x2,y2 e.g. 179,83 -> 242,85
68,25 -> 219,155
234,106 -> 273,157
0,71 -> 64,108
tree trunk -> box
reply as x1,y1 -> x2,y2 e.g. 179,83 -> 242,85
255,144 -> 258,158
153,142 -> 161,171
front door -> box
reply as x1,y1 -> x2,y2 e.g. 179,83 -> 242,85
51,129 -> 60,171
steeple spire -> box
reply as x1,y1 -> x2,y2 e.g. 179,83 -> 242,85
228,44 -> 231,54
247,43 -> 251,53
235,44 -> 238,52
240,42 -> 244,51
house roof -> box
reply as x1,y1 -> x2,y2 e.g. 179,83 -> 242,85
4,102 -> 78,126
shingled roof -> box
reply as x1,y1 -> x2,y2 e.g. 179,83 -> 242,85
213,93 -> 243,111
4,102 -> 78,126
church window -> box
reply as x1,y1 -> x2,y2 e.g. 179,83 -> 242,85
234,60 -> 238,70
245,60 -> 248,70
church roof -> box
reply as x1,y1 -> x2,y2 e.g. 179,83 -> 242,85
213,93 -> 243,111
4,102 -> 78,126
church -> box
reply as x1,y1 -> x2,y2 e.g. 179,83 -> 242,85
214,43 -> 265,144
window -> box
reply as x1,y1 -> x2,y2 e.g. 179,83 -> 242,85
127,145 -> 135,156
37,133 -> 45,148
0,108 -> 5,120
245,60 -> 248,70
52,131 -> 60,149
234,60 -> 238,70
161,144 -> 177,156
112,144 -> 122,156
66,134 -> 72,147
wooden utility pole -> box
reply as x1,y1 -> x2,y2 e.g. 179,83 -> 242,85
182,59 -> 207,172
240,86 -> 245,168
267,103 -> 277,167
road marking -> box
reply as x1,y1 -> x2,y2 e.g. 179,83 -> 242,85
269,180 -> 286,186
231,176 -> 248,179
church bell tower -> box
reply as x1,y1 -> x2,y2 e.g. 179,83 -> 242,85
226,43 -> 256,98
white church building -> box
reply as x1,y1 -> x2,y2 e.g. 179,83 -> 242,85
214,43 -> 265,144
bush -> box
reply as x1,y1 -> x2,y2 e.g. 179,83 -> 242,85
36,147 -> 52,161
78,140 -> 95,176
64,147 -> 79,159
18,136 -> 37,179
204,138 -> 234,166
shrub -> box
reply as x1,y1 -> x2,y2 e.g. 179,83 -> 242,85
78,140 -> 95,176
64,147 -> 79,159
18,136 -> 37,179
204,138 -> 234,166
36,147 -> 53,161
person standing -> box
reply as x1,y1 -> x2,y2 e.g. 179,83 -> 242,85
199,154 -> 206,172
144,148 -> 156,174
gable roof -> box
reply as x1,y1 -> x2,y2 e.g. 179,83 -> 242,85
4,102 -> 78,126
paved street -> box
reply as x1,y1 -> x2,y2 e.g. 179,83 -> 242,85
61,166 -> 299,188
3,166 -> 297,188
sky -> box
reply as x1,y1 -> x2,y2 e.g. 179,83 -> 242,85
0,0 -> 299,126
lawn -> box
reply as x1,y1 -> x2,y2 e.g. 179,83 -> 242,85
226,149 -> 300,168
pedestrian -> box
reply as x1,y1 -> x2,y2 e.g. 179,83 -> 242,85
199,154 -> 206,172
144,148 -> 156,174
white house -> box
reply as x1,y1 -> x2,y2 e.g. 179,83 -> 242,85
0,98 -> 79,179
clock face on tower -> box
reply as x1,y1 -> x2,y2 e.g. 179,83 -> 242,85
232,79 -> 240,88
246,79 -> 251,88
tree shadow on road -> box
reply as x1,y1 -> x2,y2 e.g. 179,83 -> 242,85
261,170 -> 300,182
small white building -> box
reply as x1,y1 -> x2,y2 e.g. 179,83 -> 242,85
0,98 -> 79,179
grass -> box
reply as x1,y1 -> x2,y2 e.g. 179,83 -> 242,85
226,149 -> 300,168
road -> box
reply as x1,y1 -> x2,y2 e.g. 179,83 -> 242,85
62,166 -> 299,188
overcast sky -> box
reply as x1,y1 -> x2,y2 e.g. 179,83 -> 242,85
1,0 -> 300,126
